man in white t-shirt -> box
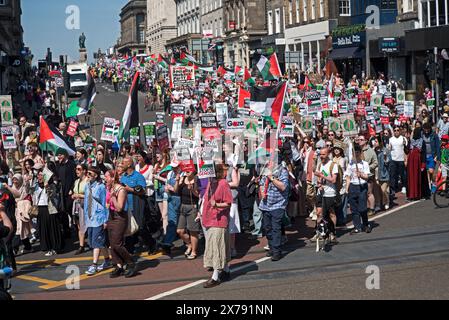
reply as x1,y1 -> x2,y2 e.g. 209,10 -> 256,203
388,126 -> 407,194
313,148 -> 339,242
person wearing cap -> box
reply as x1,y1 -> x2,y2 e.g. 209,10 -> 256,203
84,166 -> 111,275
437,113 -> 449,139
159,160 -> 181,255
55,148 -> 77,239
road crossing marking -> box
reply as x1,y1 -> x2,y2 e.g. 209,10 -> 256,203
16,275 -> 60,286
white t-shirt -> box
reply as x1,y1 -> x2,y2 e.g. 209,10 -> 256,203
317,160 -> 339,197
389,136 -> 406,162
345,160 -> 370,185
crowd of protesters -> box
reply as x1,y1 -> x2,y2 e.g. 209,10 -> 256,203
0,52 -> 448,290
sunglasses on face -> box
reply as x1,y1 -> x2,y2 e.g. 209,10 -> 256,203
76,168 -> 83,171
87,172 -> 96,177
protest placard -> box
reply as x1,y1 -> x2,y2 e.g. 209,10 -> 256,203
371,93 -> 383,108
200,113 -> 220,139
328,117 -> 341,132
143,122 -> 156,146
156,112 -> 165,127
226,118 -> 246,132
157,125 -> 170,152
396,89 -> 405,105
279,116 -> 294,138
404,101 -> 415,118
340,114 -> 358,137
101,117 -> 116,142
301,116 -> 314,133
130,127 -> 140,145
0,96 -> 13,126
215,102 -> 228,128
171,104 -> 185,119
170,66 -> 195,88
171,116 -> 183,140
1,126 -> 16,149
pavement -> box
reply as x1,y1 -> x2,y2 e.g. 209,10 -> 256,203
9,85 -> 449,300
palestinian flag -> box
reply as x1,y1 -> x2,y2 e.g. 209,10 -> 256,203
249,82 -> 287,128
119,72 -> 140,141
238,86 -> 251,108
235,66 -> 244,77
300,76 -> 314,91
244,67 -> 256,87
157,54 -> 168,69
66,73 -> 97,118
256,53 -> 282,80
180,52 -> 197,66
217,66 -> 234,79
39,116 -> 76,156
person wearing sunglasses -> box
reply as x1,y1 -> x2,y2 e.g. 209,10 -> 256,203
71,164 -> 88,255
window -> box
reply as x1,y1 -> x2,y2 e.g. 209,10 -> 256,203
296,0 -> 300,23
339,0 -> 351,16
403,0 -> 413,13
311,0 -> 316,19
275,8 -> 281,33
289,0 -> 293,25
268,10 -> 273,35
0,0 -> 6,5
303,0 -> 308,21
320,0 -> 324,18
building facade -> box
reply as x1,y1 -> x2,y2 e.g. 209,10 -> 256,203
284,0 -> 343,73
146,0 -> 177,55
0,0 -> 24,94
223,0 -> 268,68
201,0 -> 225,65
117,0 -> 147,56
167,0 -> 210,64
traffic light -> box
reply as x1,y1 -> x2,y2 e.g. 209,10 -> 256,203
63,71 -> 70,90
59,55 -> 64,67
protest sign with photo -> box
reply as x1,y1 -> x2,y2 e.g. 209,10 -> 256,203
66,120 -> 79,137
170,66 -> 195,88
101,117 -> 116,142
1,126 -> 16,149
0,95 -> 13,126
196,147 -> 216,179
175,148 -> 195,173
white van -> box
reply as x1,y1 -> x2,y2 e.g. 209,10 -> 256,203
67,63 -> 88,96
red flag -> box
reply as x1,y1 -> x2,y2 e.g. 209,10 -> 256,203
268,53 -> 282,78
238,87 -> 251,108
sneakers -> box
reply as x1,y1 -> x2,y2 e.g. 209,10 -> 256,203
384,204 -> 390,211
350,229 -> 361,235
264,245 -> 270,251
401,187 -> 407,194
44,250 -> 57,257
85,264 -> 98,276
19,248 -> 33,255
96,259 -> 112,272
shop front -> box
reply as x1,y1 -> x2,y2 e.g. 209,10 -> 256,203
328,25 -> 366,83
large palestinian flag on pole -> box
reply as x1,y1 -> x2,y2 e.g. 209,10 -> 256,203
249,82 -> 287,128
39,116 -> 76,156
118,72 -> 140,141
256,53 -> 282,81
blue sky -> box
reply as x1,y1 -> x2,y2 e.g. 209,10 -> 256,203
22,0 -> 128,65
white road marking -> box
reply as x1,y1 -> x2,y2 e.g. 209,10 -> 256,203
146,200 -> 420,300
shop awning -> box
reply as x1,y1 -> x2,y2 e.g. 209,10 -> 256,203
328,47 -> 363,60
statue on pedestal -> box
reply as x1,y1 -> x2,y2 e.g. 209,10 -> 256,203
79,33 -> 86,49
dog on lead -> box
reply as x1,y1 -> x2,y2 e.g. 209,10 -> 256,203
315,219 -> 331,252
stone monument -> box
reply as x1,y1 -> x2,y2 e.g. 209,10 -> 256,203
79,32 -> 87,63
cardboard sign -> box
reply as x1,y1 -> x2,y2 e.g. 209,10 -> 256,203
279,116 -> 294,138
215,102 -> 228,128
101,117 -> 116,142
404,101 -> 415,118
226,118 -> 246,132
170,66 -> 195,88
1,126 -> 16,149
143,122 -> 156,146
66,120 -> 79,137
0,96 -> 13,126
175,148 -> 195,173
196,147 -> 216,179
340,114 -> 358,137
200,113 -> 220,139
156,125 -> 170,152
171,116 -> 183,140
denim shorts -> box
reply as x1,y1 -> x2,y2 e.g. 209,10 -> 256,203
155,188 -> 168,202
426,155 -> 436,170
87,226 -> 107,249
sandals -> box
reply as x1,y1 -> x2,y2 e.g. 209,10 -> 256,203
184,247 -> 192,257
186,253 -> 197,260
